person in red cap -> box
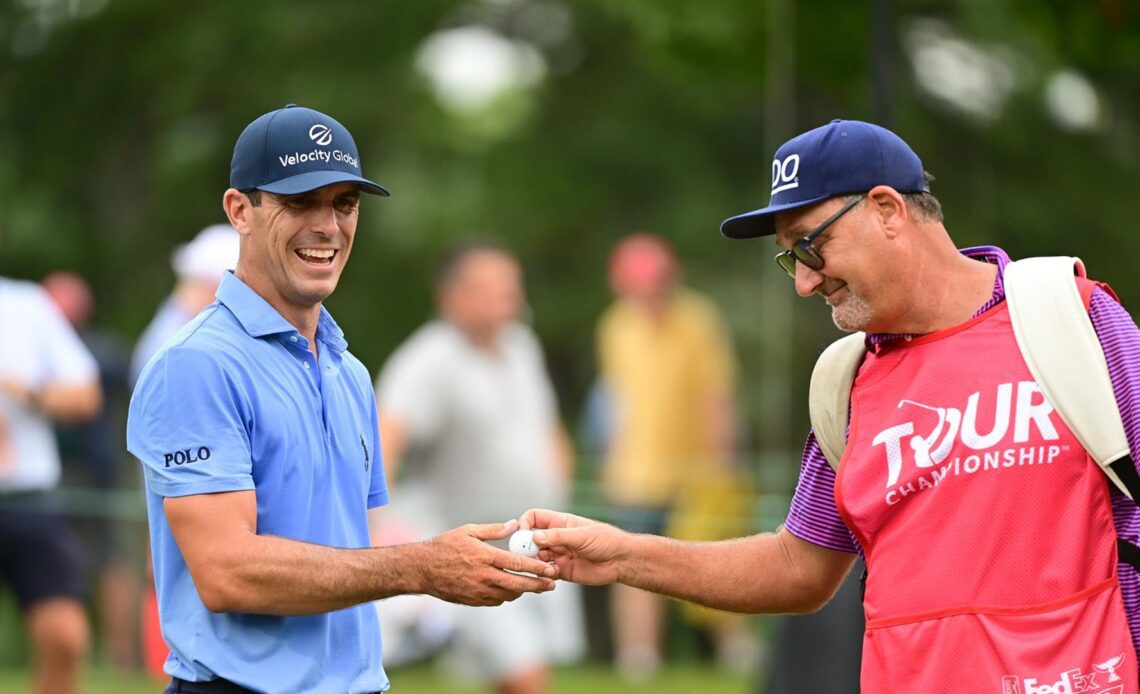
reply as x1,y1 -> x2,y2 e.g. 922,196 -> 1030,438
595,233 -> 755,679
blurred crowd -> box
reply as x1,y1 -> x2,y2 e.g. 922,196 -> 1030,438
0,223 -> 841,693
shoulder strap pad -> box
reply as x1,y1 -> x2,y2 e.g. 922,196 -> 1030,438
808,332 -> 867,471
1004,256 -> 1134,499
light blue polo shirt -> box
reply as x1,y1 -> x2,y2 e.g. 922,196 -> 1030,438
127,272 -> 390,694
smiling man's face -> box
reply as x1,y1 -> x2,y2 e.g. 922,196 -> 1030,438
237,182 -> 361,318
774,196 -> 878,333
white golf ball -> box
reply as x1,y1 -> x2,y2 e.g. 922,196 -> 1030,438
509,529 -> 539,557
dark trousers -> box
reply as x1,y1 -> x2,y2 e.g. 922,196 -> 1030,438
165,678 -> 257,694
165,676 -> 384,694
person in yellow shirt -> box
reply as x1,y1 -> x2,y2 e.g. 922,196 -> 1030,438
596,233 -> 756,679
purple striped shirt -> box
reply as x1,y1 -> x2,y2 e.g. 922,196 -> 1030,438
785,245 -> 1140,654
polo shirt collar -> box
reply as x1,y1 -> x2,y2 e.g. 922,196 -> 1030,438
317,308 -> 348,353
216,272 -> 349,353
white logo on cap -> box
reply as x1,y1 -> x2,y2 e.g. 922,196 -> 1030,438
771,154 -> 800,195
308,124 -> 333,146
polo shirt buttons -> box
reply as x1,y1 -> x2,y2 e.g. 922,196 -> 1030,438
304,362 -> 310,369
290,336 -> 299,343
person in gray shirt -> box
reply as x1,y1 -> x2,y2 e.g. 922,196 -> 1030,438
375,240 -> 584,694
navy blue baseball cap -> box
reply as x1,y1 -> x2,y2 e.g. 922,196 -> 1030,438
230,104 -> 389,196
720,119 -> 928,239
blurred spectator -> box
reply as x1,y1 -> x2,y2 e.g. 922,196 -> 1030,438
130,224 -> 240,384
597,233 -> 756,679
368,513 -> 456,669
128,222 -> 238,681
0,274 -> 102,694
42,271 -> 138,671
375,241 -> 585,694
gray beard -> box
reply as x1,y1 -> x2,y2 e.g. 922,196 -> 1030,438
831,291 -> 874,332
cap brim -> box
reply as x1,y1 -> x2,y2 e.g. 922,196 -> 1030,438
720,194 -> 831,239
258,170 -> 390,197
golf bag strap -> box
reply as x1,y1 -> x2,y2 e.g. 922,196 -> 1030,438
808,332 -> 866,471
1004,256 -> 1137,500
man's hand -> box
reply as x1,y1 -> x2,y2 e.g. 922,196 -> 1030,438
418,520 -> 559,606
518,509 -> 630,586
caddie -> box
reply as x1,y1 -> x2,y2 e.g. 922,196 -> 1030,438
519,119 -> 1140,691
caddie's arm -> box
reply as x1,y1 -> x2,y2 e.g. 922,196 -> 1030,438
166,491 -> 557,615
523,508 -> 853,614
1089,287 -> 1140,476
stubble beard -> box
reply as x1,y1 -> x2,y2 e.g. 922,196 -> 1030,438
831,290 -> 874,332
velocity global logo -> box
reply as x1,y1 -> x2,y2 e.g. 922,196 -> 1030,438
276,148 -> 360,171
309,124 -> 333,146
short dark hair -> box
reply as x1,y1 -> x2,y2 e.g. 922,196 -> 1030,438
903,192 -> 942,223
435,239 -> 515,289
244,189 -> 263,207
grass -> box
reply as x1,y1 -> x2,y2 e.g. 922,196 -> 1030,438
0,585 -> 761,693
390,662 -> 751,693
0,662 -> 751,693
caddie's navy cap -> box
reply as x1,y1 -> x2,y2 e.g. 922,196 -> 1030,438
720,119 -> 927,239
230,104 -> 389,196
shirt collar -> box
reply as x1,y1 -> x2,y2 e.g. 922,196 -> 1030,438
866,245 -> 1011,350
216,271 -> 349,353
317,306 -> 348,353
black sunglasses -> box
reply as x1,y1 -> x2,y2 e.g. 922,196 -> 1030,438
774,195 -> 865,277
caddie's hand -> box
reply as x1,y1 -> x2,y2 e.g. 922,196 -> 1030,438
422,520 -> 557,607
518,507 -> 585,533
518,508 -> 627,586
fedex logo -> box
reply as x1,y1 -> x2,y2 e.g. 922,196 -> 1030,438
872,381 -> 1059,488
1004,653 -> 1127,693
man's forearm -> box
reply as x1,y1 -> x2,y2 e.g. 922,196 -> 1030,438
199,533 -> 432,615
618,529 -> 854,615
38,381 -> 102,422
169,490 -> 554,615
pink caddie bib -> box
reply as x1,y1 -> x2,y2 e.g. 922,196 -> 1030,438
837,301 -> 1137,692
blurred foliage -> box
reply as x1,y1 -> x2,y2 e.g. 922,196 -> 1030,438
1,0 -> 1138,456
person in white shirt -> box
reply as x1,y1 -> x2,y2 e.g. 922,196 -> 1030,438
130,224 -> 240,384
0,276 -> 101,694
